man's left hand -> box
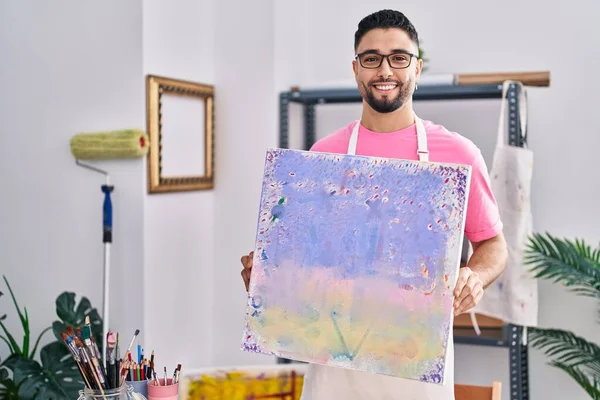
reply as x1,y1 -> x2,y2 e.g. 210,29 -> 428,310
453,267 -> 484,315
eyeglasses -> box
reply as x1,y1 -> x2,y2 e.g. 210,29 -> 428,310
355,51 -> 418,69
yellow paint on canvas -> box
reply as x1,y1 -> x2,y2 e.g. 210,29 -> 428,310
248,305 -> 445,376
186,371 -> 303,400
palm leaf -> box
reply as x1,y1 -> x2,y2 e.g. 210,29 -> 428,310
0,321 -> 20,356
22,308 -> 30,358
29,326 -> 52,360
550,361 -> 600,399
524,232 -> 600,299
0,314 -> 15,354
529,327 -> 600,376
0,334 -> 14,354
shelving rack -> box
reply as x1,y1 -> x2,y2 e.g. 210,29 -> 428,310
276,82 -> 530,400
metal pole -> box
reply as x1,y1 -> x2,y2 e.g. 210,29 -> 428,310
304,104 -> 316,150
506,82 -> 529,400
280,92 -> 290,149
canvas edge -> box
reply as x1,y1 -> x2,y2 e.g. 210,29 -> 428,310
259,147 -> 473,171
438,162 -> 473,385
240,147 -> 278,357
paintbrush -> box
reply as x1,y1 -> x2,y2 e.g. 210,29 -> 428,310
125,329 -> 140,358
82,325 -> 108,390
119,363 -> 130,386
61,332 -> 94,389
172,364 -> 181,384
73,336 -> 95,386
78,340 -> 106,395
85,316 -> 104,366
106,332 -> 117,388
118,328 -> 142,387
115,332 -> 120,387
147,350 -> 154,380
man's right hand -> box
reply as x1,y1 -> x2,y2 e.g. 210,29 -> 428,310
240,251 -> 254,291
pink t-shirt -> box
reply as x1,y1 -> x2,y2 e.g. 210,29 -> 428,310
309,119 -> 503,243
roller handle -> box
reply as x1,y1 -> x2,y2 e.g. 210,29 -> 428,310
101,185 -> 114,243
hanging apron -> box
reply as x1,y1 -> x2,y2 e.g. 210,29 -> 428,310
301,115 -> 455,400
471,80 -> 538,328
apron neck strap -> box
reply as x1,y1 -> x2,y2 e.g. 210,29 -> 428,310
415,115 -> 429,162
347,121 -> 360,155
348,114 -> 429,161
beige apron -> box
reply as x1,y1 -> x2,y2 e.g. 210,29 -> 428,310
301,115 -> 456,400
471,80 -> 538,329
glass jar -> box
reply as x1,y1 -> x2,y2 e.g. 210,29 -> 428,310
77,384 -> 148,400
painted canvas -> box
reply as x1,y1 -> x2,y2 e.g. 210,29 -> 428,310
184,366 -> 304,400
242,148 -> 471,384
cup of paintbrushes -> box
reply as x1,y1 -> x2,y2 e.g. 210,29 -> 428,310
147,379 -> 178,400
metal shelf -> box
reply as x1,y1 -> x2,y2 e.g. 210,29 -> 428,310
280,83 -> 526,150
286,83 -> 505,105
277,82 -> 530,400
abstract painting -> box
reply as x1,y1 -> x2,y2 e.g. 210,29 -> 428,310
242,148 -> 471,384
185,366 -> 304,400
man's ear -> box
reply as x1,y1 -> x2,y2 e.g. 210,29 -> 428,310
352,59 -> 359,81
415,58 -> 423,81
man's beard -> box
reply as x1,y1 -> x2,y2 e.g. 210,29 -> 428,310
360,78 -> 413,113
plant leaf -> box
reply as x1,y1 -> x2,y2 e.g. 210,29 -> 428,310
53,292 -> 103,354
529,327 -> 600,376
2,276 -> 27,331
22,307 -> 30,358
0,354 -> 19,371
29,326 -> 52,359
550,361 -> 600,399
13,341 -> 85,400
0,366 -> 22,400
0,333 -> 15,354
524,232 -> 600,299
0,321 -> 21,356
55,292 -> 77,324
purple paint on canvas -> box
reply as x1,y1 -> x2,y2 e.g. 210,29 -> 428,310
263,150 -> 464,283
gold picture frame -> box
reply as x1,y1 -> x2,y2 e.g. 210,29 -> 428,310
146,74 -> 214,193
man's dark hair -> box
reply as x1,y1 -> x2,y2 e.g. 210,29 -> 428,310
354,9 -> 419,52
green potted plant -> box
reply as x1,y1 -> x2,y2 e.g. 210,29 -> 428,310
418,45 -> 429,72
524,232 -> 600,398
0,275 -> 103,399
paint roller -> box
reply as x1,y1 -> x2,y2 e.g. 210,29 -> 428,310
70,129 -> 149,160
70,129 -> 149,364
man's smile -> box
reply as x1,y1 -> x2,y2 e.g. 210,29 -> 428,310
372,81 -> 398,93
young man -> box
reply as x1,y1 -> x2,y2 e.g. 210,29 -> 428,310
240,9 -> 508,400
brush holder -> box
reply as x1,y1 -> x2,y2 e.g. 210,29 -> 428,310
127,379 -> 149,398
78,384 -> 148,400
147,378 -> 178,400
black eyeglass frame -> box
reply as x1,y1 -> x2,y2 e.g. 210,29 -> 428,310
355,51 -> 419,69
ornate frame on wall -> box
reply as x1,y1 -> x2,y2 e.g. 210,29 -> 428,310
145,74 -> 214,193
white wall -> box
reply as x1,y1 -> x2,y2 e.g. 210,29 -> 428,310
141,0 -> 216,371
212,0 -> 278,367
273,1 -> 600,400
0,0 -> 144,357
